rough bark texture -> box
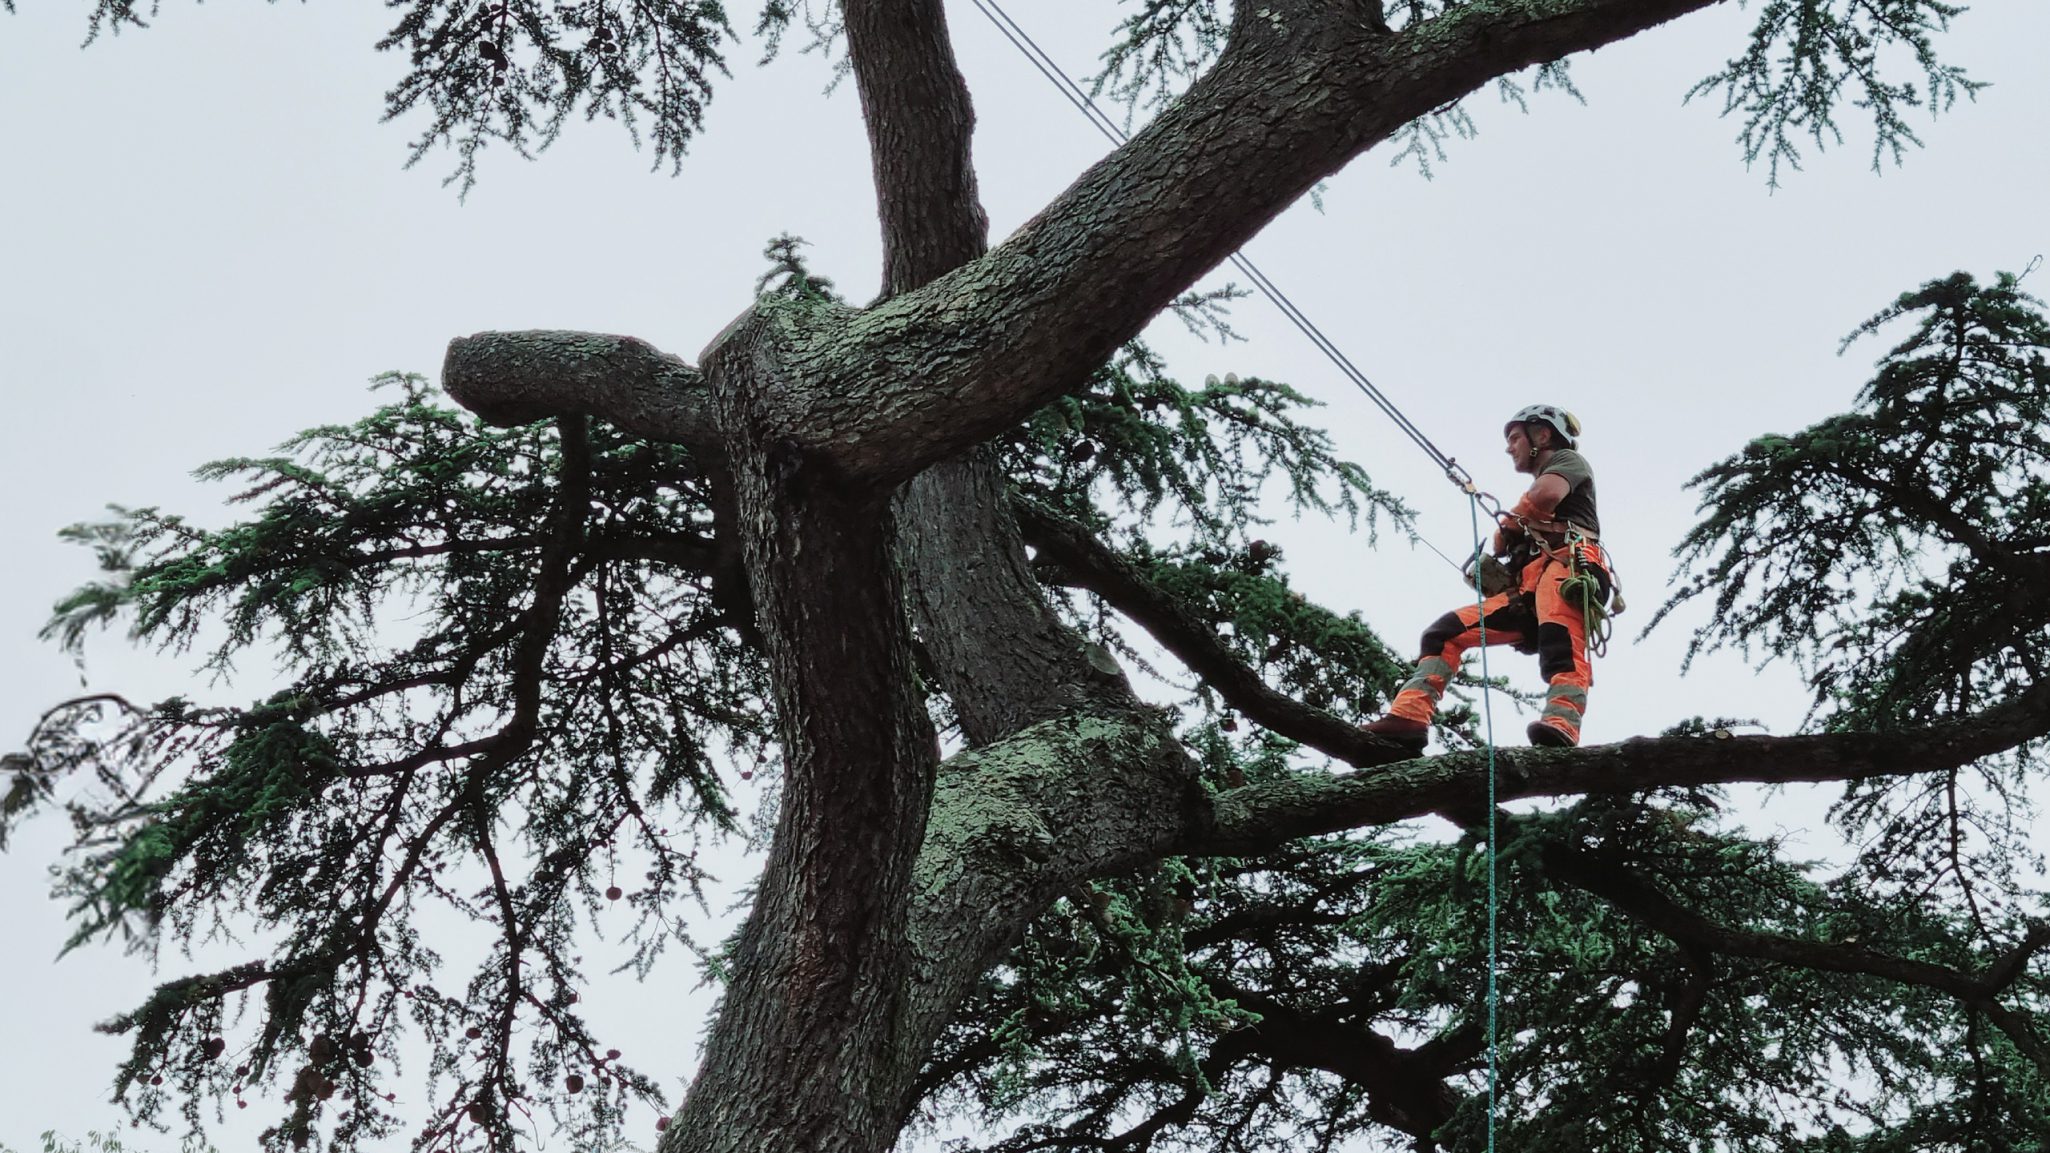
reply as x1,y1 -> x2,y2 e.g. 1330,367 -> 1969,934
844,0 -> 988,297
900,452 -> 1113,743
663,305 -> 941,1153
718,0 -> 1728,486
443,330 -> 715,450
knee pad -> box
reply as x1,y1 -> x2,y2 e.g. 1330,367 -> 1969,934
1419,611 -> 1467,658
1537,622 -> 1576,681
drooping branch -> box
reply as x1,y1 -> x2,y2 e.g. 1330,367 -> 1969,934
1199,680 -> 2050,854
1014,500 -> 1417,766
725,0 -> 1726,485
1545,842 -> 2050,1003
1542,840 -> 2050,1070
442,330 -> 716,450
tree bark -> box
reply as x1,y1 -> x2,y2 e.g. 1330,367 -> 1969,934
659,304 -> 942,1153
711,0 -> 1729,487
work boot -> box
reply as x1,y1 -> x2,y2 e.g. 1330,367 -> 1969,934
1360,715 -> 1428,754
1526,719 -> 1577,748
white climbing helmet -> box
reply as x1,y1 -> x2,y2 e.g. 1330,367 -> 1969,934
1505,404 -> 1580,448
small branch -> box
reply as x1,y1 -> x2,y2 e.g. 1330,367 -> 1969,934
1545,842 -> 2050,1013
1015,501 -> 1415,767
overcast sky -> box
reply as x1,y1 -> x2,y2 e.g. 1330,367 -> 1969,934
3,0 -> 2047,1147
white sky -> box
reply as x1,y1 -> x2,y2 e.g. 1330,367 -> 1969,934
2,0 -> 2047,1147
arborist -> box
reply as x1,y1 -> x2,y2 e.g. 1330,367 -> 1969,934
1362,405 -> 1611,752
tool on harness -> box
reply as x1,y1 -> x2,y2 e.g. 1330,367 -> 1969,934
1464,495 -> 1627,660
1463,548 -> 1518,599
1557,530 -> 1623,658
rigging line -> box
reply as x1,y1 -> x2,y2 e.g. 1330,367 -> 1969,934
965,0 -> 1472,486
1467,495 -> 1502,1153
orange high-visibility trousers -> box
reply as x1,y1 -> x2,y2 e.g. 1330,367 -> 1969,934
1387,544 -> 1604,743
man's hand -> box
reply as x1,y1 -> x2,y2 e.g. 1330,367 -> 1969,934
1491,517 -> 1524,556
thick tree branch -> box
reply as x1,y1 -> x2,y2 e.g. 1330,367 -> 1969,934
1543,840 -> 2050,1071
1546,843 -> 2050,1004
1199,680 -> 2050,854
843,0 -> 988,296
442,331 -> 716,451
1208,985 -> 1466,1142
1015,501 -> 1418,765
723,0 -> 1725,484
901,456 -> 1115,744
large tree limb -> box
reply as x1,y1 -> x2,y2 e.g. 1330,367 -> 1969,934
662,330 -> 942,1153
1545,843 -> 2050,1004
442,330 -> 716,451
843,0 -> 988,296
901,455 -> 1117,744
717,0 -> 1726,485
1198,680 -> 2050,854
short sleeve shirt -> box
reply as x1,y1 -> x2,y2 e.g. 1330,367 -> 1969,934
1539,448 -> 1599,536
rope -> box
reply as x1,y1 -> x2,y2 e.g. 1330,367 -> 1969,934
963,0 -> 1482,494
973,6 -> 1508,1138
1467,495 -> 1503,1151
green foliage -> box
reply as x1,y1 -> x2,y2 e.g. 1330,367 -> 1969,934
65,0 -> 756,193
0,1132 -> 218,1153
917,268 -> 2050,1153
1690,0 -> 1982,186
1004,343 -> 1412,723
929,787 -> 2050,1153
755,232 -> 838,301
1095,0 -> 1230,113
10,373 -> 768,1151
1653,267 -> 2050,1129
377,0 -> 736,193
29,0 -> 1982,195
1096,0 -> 1972,185
1006,345 -> 1399,543
1658,270 -> 2050,729
6,297 -> 1406,1148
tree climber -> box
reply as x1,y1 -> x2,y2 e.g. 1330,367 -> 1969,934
1362,405 -> 1609,751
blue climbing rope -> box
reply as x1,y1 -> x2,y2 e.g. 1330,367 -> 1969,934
1467,496 -> 1502,1153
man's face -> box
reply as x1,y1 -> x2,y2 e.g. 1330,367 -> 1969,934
1504,425 -> 1537,473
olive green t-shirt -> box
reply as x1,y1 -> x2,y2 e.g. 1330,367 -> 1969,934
1539,448 -> 1599,536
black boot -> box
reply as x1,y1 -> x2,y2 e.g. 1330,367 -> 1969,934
1361,715 -> 1429,754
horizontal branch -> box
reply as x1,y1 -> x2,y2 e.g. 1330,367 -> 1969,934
1198,680 -> 2050,855
1546,843 -> 2050,1005
1543,840 -> 2050,1070
441,331 -> 717,451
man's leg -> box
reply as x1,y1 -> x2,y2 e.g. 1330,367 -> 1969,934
1528,555 -> 1596,747
1363,595 -> 1530,751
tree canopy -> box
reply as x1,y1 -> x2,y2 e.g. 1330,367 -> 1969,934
3,2 -> 2046,1152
